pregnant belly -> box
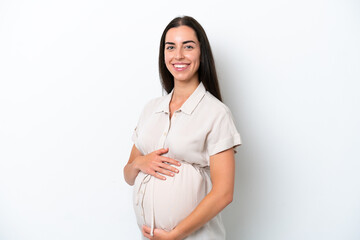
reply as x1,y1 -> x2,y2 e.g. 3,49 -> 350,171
133,161 -> 208,231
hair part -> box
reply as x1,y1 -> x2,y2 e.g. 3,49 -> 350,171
158,16 -> 222,101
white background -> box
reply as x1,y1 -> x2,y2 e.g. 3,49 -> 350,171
0,0 -> 359,239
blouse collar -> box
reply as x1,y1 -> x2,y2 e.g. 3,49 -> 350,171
155,81 -> 206,115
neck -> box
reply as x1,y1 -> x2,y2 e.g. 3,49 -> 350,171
172,78 -> 199,103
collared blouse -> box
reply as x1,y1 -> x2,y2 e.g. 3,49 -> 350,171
132,82 -> 242,239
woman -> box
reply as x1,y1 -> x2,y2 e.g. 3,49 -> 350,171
124,16 -> 242,240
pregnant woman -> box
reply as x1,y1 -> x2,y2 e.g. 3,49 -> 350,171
124,16 -> 242,240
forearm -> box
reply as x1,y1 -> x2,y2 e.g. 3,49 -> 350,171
172,190 -> 232,240
123,160 -> 140,186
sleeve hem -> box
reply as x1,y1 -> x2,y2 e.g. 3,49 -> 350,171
131,128 -> 140,151
208,133 -> 242,156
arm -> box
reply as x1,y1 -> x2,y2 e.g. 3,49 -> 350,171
123,145 -> 143,186
123,145 -> 181,186
142,148 -> 235,239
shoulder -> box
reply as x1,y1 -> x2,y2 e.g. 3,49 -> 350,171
143,96 -> 163,109
139,94 -> 167,115
201,91 -> 233,117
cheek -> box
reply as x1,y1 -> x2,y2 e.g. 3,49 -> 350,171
196,52 -> 201,63
164,52 -> 173,63
164,55 -> 171,69
186,52 -> 201,65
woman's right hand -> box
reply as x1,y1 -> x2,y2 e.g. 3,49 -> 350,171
134,148 -> 181,180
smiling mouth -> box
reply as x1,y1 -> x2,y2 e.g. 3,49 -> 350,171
173,64 -> 189,71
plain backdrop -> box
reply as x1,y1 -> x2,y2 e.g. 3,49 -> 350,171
0,0 -> 359,239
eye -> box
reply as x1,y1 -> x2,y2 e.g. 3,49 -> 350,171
185,45 -> 194,49
166,46 -> 174,50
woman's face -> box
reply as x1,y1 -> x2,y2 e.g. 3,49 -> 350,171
164,25 -> 201,84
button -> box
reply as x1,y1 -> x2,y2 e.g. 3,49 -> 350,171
163,132 -> 167,136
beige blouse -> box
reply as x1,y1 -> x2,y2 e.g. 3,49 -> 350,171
132,82 -> 242,239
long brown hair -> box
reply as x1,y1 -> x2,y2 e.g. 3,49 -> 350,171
158,16 -> 222,101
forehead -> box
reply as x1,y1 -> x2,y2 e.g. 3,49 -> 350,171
165,25 -> 199,43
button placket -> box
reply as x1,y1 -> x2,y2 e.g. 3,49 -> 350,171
159,110 -> 179,149
157,112 -> 170,149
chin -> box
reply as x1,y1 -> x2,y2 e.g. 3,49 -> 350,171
174,77 -> 190,82
173,74 -> 197,83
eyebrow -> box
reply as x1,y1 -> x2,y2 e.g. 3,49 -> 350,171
165,40 -> 197,45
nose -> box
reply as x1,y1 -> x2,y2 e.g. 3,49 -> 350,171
175,48 -> 184,60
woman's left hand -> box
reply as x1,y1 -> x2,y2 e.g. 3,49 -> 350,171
142,225 -> 179,240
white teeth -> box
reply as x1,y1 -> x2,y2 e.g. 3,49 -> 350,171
174,64 -> 187,68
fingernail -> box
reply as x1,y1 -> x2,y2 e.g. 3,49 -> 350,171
171,173 -> 174,176
175,169 -> 179,173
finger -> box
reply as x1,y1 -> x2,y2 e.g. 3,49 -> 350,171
160,156 -> 181,166
154,148 -> 169,155
142,225 -> 150,234
158,162 -> 179,174
155,166 -> 176,177
142,226 -> 153,239
142,225 -> 154,239
152,171 -> 166,180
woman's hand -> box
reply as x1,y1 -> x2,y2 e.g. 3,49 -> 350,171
134,148 -> 181,180
142,225 -> 179,240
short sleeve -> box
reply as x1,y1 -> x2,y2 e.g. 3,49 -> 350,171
206,108 -> 242,156
132,126 -> 140,150
131,104 -> 148,152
